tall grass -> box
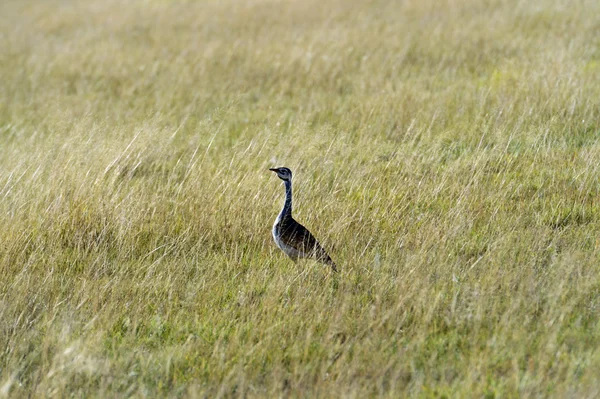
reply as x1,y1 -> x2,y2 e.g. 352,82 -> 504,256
1,0 -> 599,396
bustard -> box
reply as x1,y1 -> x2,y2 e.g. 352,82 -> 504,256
269,167 -> 337,272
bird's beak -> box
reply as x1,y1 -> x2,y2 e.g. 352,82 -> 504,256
269,168 -> 278,172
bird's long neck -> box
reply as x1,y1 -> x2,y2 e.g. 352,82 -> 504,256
279,179 -> 292,218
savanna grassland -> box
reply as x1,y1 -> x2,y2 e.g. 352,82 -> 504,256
1,0 -> 600,397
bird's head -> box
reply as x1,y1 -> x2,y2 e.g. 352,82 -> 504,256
269,167 -> 292,181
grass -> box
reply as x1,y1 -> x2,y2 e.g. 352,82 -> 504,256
1,0 -> 600,396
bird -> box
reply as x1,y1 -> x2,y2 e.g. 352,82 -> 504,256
269,167 -> 338,272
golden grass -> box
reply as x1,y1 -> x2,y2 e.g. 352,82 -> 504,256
1,0 -> 600,396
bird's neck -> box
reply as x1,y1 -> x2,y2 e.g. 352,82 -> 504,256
279,179 -> 292,218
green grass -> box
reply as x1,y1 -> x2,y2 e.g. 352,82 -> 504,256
1,0 -> 600,396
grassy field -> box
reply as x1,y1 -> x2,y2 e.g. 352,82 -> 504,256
1,0 -> 600,396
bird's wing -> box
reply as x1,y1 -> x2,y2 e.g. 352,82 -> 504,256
280,217 -> 336,269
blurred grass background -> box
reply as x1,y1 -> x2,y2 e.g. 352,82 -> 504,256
1,0 -> 600,396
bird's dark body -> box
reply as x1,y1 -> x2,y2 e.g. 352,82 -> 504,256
274,214 -> 336,269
